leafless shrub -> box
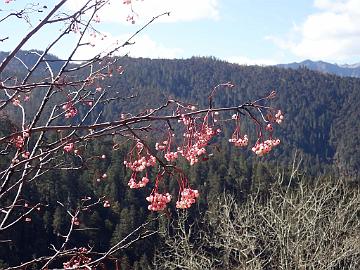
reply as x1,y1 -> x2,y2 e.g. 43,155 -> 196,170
156,170 -> 360,270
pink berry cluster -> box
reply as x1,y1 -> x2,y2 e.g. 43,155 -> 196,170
229,135 -> 248,147
63,247 -> 91,269
155,141 -> 167,150
252,139 -> 281,156
12,130 -> 29,150
164,151 -> 179,162
22,151 -> 30,159
103,200 -> 111,208
265,123 -> 273,132
156,132 -> 178,162
12,135 -> 24,149
178,114 -> 220,165
229,113 -> 249,147
96,172 -> 108,182
275,110 -> 284,124
128,176 -> 149,189
146,192 -> 172,211
72,217 -> 80,226
125,142 -> 156,189
124,155 -> 156,171
12,96 -> 21,106
63,143 -> 74,153
176,188 -> 199,209
123,142 -> 156,172
62,102 -> 78,119
83,100 -> 93,107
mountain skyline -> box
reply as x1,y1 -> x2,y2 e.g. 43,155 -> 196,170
2,49 -> 360,79
277,59 -> 360,78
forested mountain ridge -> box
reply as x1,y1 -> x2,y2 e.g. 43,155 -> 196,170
101,56 -> 360,179
1,51 -> 360,179
0,50 -> 66,75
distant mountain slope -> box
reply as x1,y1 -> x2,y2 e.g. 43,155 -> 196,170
0,50 -> 66,75
95,57 -> 360,180
1,51 -> 359,180
277,60 -> 360,78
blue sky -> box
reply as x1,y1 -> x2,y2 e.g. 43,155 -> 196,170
1,0 -> 360,65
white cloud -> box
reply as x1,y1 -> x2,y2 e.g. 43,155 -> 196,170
267,0 -> 360,62
125,34 -> 183,58
72,32 -> 183,60
66,0 -> 220,24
